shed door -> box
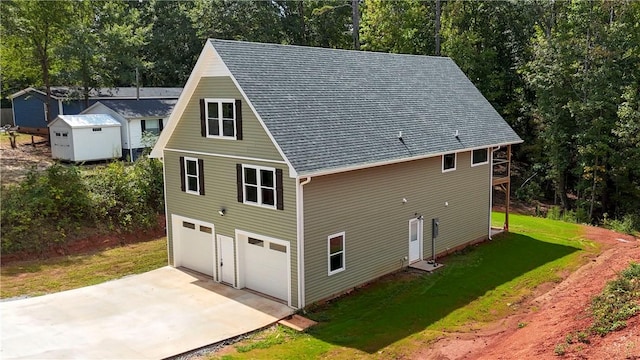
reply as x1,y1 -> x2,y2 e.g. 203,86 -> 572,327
241,235 -> 288,301
51,129 -> 72,160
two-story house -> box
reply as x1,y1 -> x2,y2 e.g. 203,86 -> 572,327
151,39 -> 522,309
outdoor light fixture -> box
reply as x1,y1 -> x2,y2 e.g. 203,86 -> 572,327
218,208 -> 226,216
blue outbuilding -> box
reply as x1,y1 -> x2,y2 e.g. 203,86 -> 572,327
8,87 -> 182,135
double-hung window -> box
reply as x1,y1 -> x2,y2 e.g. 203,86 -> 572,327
442,153 -> 456,172
180,156 -> 205,195
236,164 -> 284,210
328,232 -> 345,275
243,165 -> 275,207
204,99 -> 236,138
141,119 -> 163,136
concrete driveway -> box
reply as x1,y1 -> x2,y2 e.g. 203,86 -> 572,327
1,267 -> 293,359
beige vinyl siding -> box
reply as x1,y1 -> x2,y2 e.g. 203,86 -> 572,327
164,150 -> 298,306
166,76 -> 282,161
303,151 -> 490,304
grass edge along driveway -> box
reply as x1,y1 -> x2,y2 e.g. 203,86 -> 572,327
1,237 -> 167,299
214,214 -> 598,360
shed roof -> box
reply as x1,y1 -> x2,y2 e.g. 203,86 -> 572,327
94,99 -> 178,118
153,39 -> 522,176
50,114 -> 121,128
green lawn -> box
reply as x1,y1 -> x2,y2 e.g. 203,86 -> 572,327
215,214 -> 598,359
0,237 -> 167,299
0,214 -> 599,359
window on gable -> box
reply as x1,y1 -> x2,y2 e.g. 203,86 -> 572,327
328,232 -> 345,275
180,156 -> 205,195
92,128 -> 102,132
442,153 -> 456,172
472,148 -> 489,166
201,99 -> 242,139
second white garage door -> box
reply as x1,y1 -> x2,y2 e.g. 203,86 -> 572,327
241,235 -> 288,301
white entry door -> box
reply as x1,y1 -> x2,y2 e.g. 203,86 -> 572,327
409,218 -> 422,263
218,235 -> 235,285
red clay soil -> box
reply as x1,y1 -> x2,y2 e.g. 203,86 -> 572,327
1,215 -> 167,265
418,226 -> 640,360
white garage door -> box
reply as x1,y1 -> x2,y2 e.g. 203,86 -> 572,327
173,217 -> 215,277
242,236 -> 288,301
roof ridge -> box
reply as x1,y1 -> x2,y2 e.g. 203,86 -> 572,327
209,38 -> 452,60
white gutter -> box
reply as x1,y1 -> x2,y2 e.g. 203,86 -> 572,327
296,176 -> 311,308
299,141 -> 523,178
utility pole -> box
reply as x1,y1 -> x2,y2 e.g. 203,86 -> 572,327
435,0 -> 441,56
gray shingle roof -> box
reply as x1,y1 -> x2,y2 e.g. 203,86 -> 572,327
48,87 -> 182,99
97,99 -> 178,118
211,39 -> 522,175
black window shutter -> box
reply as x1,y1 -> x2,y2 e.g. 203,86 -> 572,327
200,99 -> 206,137
235,99 -> 243,140
198,159 -> 205,195
159,119 -> 164,132
236,164 -> 243,203
141,120 -> 146,132
179,157 -> 185,192
276,168 -> 284,210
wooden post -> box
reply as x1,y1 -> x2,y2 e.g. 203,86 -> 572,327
505,144 -> 511,231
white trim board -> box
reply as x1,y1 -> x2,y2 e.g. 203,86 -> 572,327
164,148 -> 287,165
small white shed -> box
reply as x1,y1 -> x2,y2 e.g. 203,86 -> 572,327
48,114 -> 122,162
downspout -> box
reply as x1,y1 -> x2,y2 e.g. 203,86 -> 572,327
297,176 -> 311,309
128,121 -> 133,161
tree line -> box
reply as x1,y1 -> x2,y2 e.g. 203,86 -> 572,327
1,0 -> 638,229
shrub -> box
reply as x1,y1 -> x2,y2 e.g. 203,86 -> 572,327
547,206 -> 562,220
590,263 -> 640,336
1,165 -> 92,253
604,214 -> 638,235
554,343 -> 566,356
1,160 -> 165,255
86,159 -> 164,231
